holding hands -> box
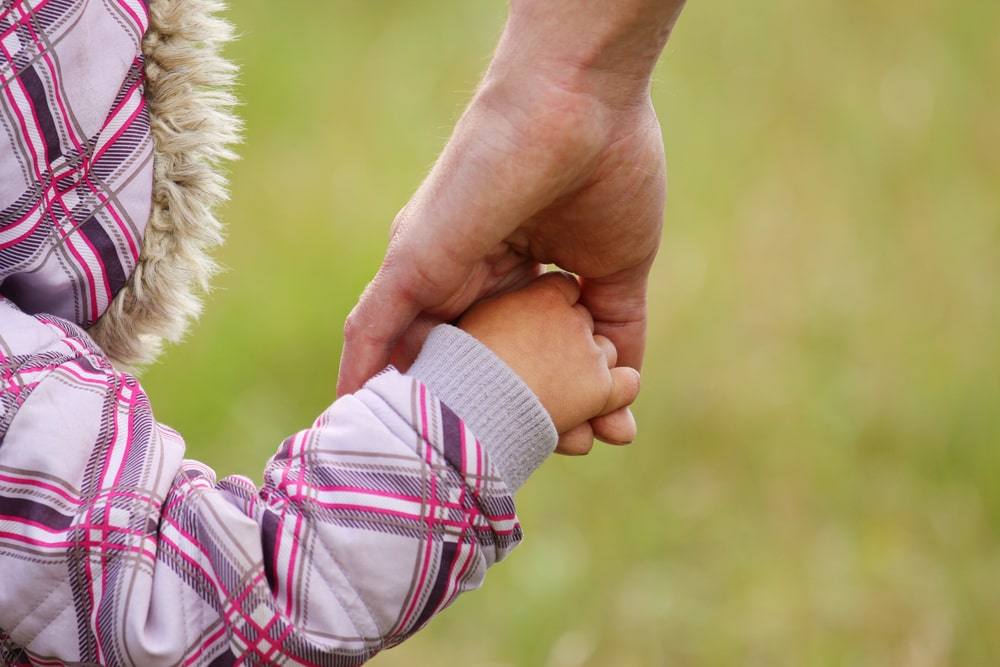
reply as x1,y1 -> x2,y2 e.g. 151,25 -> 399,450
338,0 -> 688,452
457,273 -> 641,454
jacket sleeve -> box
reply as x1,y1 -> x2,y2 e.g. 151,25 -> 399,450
0,307 -> 556,666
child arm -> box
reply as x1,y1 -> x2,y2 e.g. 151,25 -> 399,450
0,273 -> 637,665
0,302 -> 546,665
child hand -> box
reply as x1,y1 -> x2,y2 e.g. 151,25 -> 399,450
457,272 -> 641,454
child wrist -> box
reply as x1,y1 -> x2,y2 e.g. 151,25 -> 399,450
406,325 -> 557,492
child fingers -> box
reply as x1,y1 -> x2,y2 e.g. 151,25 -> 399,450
574,303 -> 596,332
591,367 -> 640,444
600,366 -> 641,417
591,406 -> 638,445
534,270 -> 581,305
555,422 -> 596,456
593,334 -> 617,368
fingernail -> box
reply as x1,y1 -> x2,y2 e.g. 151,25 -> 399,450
623,407 -> 637,444
606,408 -> 637,446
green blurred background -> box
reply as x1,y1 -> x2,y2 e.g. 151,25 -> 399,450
141,0 -> 1000,664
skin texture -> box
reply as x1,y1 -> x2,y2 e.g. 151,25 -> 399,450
338,0 -> 687,452
458,273 -> 642,454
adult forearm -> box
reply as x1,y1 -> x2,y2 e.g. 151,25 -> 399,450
492,0 -> 687,104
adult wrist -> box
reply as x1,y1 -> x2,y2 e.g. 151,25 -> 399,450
493,0 -> 685,106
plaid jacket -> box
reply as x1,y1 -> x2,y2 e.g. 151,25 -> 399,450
0,302 -> 526,665
0,1 -> 554,664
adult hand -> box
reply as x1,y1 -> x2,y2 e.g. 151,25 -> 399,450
338,0 -> 686,451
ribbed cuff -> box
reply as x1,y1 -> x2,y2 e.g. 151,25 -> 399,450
406,325 -> 557,493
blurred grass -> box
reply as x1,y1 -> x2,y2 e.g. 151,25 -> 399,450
140,0 -> 1000,665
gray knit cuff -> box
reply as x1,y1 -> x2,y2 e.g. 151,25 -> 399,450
406,325 -> 557,493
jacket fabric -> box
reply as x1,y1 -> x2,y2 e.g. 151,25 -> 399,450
0,1 -> 557,664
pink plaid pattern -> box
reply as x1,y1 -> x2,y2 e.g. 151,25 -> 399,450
0,300 -> 521,665
1,2 -> 527,664
0,0 -> 152,327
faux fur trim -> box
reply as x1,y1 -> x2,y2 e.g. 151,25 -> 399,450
88,0 -> 240,371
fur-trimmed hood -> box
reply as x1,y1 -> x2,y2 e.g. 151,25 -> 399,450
0,0 -> 239,370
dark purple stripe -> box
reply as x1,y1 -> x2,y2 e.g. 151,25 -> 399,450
0,496 -> 73,531
207,649 -> 236,667
19,65 -> 63,162
261,509 -> 280,592
79,216 -> 127,296
413,541 -> 458,630
439,401 -> 464,471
